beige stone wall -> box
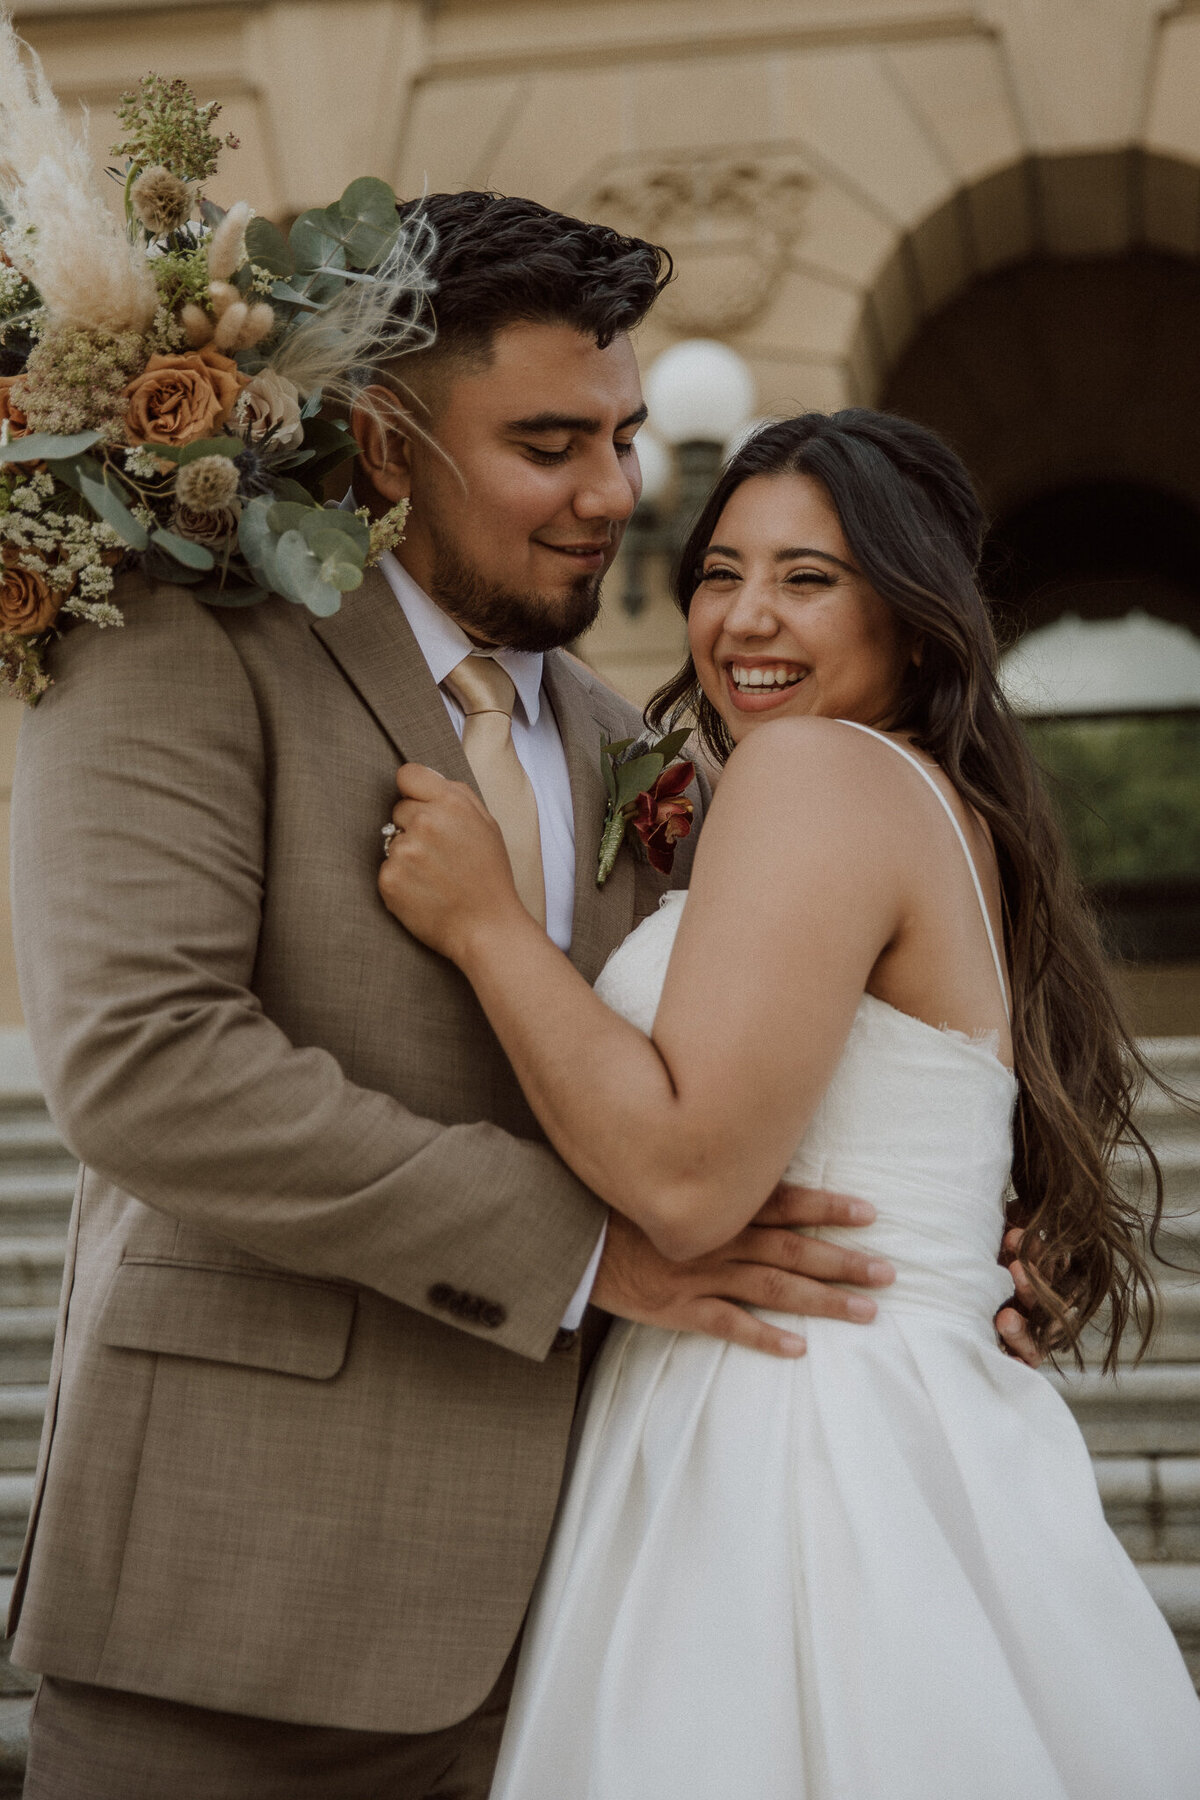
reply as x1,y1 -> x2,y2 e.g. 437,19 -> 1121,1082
2,0 -> 1198,1027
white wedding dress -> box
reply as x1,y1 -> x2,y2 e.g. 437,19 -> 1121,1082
489,726 -> 1200,1800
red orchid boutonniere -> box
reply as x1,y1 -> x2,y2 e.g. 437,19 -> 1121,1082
596,727 -> 695,886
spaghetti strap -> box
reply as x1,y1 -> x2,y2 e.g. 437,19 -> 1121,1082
836,720 -> 1011,1024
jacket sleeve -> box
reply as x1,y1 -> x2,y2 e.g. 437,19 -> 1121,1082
10,583 -> 605,1361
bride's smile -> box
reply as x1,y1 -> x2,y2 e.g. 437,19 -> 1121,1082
688,470 -> 915,738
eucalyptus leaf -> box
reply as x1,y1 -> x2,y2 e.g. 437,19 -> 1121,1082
334,176 -> 400,269
269,280 -> 322,313
274,530 -> 343,616
194,581 -> 271,608
244,216 -> 294,278
303,529 -> 366,592
267,500 -> 322,535
602,757 -> 617,806
613,752 -> 663,810
199,198 -> 227,231
144,437 -> 243,467
150,528 -> 215,571
78,473 -> 149,550
297,506 -> 369,556
603,737 -> 635,761
0,429 -> 102,463
180,437 -> 244,467
289,209 -> 346,273
301,389 -> 324,419
238,497 -> 282,589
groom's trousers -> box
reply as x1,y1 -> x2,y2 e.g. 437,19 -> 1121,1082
22,1646 -> 516,1800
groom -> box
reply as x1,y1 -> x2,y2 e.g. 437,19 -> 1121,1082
9,192 -> 1031,1798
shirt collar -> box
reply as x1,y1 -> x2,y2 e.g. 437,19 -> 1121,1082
377,550 -> 544,727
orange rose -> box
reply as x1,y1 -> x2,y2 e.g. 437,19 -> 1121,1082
0,557 -> 61,636
0,376 -> 30,438
124,345 -> 248,448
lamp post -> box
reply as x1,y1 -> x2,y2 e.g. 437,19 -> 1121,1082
622,339 -> 756,616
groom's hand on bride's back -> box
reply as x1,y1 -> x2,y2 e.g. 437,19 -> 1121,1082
590,1186 -> 896,1359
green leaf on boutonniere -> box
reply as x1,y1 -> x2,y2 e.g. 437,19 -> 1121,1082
652,726 -> 693,766
596,727 -> 696,887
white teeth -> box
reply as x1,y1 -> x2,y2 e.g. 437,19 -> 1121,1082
730,666 -> 803,692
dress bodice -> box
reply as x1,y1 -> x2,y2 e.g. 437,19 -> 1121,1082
594,889 -> 1018,1333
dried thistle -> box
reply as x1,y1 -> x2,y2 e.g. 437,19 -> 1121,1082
112,74 -> 238,183
175,454 -> 239,512
130,165 -> 195,237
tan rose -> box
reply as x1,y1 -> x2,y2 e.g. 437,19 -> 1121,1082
233,370 -> 303,452
125,345 -> 248,448
0,556 -> 61,636
173,500 -> 241,547
0,376 -> 30,439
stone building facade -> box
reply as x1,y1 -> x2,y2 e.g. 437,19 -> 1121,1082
1,0 -> 1199,1035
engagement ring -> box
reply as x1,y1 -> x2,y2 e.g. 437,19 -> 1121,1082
381,823 -> 399,858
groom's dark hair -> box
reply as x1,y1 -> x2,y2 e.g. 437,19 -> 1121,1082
394,190 -> 671,379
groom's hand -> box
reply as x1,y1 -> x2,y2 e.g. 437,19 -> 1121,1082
591,1186 -> 896,1358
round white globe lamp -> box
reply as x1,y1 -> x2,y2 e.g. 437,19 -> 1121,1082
632,428 -> 671,505
644,339 -> 757,447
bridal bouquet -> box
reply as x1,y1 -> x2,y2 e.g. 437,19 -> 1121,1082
0,24 -> 433,702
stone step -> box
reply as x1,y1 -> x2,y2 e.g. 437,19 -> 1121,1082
0,1311 -> 56,1389
0,1391 -> 45,1477
1050,1362 -> 1200,1454
0,1170 -> 75,1237
0,1243 -> 65,1312
0,1478 -> 32,1574
1096,1455 -> 1200,1560
0,1110 -> 72,1165
1138,1562 -> 1200,1689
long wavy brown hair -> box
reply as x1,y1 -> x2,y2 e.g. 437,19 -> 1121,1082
648,408 -> 1166,1370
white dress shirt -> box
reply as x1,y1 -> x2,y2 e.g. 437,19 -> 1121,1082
378,550 -> 605,1329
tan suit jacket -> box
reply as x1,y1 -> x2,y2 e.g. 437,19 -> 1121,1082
6,567 -> 704,1733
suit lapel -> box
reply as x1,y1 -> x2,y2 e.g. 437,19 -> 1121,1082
312,583 -> 639,980
542,652 -> 638,984
309,566 -> 477,789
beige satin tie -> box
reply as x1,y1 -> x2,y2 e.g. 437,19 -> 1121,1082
443,655 -> 547,926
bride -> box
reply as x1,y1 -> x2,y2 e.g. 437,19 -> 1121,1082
378,409 -> 1200,1797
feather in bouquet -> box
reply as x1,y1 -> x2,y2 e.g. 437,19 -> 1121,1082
0,17 -> 435,702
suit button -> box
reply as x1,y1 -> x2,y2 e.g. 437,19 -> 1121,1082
479,1302 -> 507,1329
428,1283 -> 456,1311
551,1327 -> 579,1354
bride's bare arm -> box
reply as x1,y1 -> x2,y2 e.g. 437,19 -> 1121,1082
380,717 -> 901,1261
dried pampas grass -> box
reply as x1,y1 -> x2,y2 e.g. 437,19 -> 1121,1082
0,14 -> 157,334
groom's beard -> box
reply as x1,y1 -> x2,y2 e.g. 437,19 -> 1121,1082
429,535 -> 604,653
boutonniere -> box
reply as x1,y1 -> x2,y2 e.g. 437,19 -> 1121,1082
596,727 -> 695,886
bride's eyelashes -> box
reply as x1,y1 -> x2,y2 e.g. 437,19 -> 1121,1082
695,564 -> 836,588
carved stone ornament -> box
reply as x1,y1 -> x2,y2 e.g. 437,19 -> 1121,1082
588,152 -> 812,336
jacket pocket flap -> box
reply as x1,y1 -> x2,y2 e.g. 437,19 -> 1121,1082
98,1261 -> 356,1379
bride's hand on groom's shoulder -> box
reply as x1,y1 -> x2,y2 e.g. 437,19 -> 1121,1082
591,1190 -> 897,1358
378,763 -> 528,963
